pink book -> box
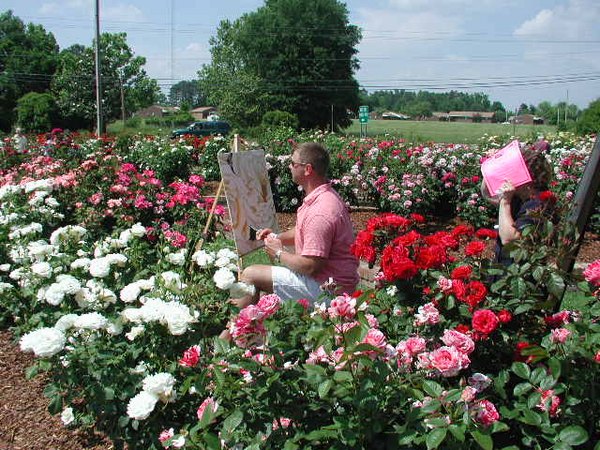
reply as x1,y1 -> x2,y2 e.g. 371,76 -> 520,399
481,140 -> 532,197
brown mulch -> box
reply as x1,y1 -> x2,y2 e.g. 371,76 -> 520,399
1,210 -> 599,449
0,331 -> 114,450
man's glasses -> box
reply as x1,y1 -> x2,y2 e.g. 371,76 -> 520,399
289,160 -> 308,168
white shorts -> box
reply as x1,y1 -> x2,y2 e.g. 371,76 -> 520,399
271,266 -> 322,302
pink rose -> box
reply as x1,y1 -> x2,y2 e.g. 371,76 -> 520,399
441,329 -> 475,354
428,346 -> 470,377
437,276 -> 453,293
475,400 -> 500,426
197,397 -> 218,421
328,294 -> 356,320
594,351 -> 600,363
159,428 -> 174,443
537,389 -> 561,417
306,346 -> 329,365
403,336 -> 427,355
297,298 -> 310,310
544,310 -> 571,328
272,417 -> 292,431
550,328 -> 571,344
257,293 -> 281,318
362,329 -> 387,351
583,260 -> 600,286
468,373 -> 492,392
460,386 -> 478,402
414,302 -> 440,326
365,313 -> 379,328
178,345 -> 201,367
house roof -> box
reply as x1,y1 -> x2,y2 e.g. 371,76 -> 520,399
190,106 -> 217,113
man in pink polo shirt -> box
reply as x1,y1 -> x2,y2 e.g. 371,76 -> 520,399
231,142 -> 359,308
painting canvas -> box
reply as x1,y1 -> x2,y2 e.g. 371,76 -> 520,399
217,150 -> 279,256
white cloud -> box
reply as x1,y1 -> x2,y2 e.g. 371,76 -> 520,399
514,0 -> 600,40
103,4 -> 146,23
39,3 -> 60,14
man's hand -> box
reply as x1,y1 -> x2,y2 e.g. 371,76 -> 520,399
264,235 -> 283,259
256,228 -> 274,240
498,180 -> 516,202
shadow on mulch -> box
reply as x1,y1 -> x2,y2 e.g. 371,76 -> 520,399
0,331 -> 114,450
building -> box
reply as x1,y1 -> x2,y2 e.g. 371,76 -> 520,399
190,106 -> 218,120
382,111 -> 411,120
509,114 -> 545,125
430,111 -> 496,123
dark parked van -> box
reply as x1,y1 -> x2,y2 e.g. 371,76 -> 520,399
171,121 -> 231,138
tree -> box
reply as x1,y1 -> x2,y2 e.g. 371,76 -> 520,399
0,11 -> 59,131
199,0 -> 361,130
168,80 -> 204,107
15,92 -> 57,133
576,98 -> 600,134
51,33 -> 160,130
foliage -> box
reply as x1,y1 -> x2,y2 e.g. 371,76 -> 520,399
15,92 -> 58,133
575,99 -> 600,135
262,110 -> 299,130
199,0 -> 361,130
0,10 -> 59,131
168,80 -> 205,108
51,33 -> 160,130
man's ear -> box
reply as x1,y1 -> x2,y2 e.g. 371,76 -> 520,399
304,163 -> 313,175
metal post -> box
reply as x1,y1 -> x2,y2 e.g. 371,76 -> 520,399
94,0 -> 102,135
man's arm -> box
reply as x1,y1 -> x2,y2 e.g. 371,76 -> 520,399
263,235 -> 325,277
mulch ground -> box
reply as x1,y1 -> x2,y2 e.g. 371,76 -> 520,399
1,210 -> 599,449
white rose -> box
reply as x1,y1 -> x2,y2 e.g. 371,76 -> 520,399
106,253 -> 127,267
161,271 -> 186,292
118,229 -> 132,246
136,277 -> 155,291
44,283 -> 66,305
61,407 -> 75,426
74,312 -> 109,330
106,320 -> 123,336
55,314 -> 79,332
213,268 -> 236,290
70,258 -> 91,270
0,264 -> 10,271
130,223 -> 146,237
192,250 -> 215,268
166,251 -> 186,266
127,391 -> 158,420
125,325 -> 145,341
20,327 -> 66,357
31,261 -> 53,278
0,282 -> 14,293
56,274 -> 81,294
214,256 -> 230,268
89,258 -> 110,278
120,283 -> 142,303
217,248 -> 238,260
122,308 -> 143,323
229,282 -> 256,298
142,373 -> 176,402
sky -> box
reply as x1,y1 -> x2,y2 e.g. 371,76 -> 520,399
4,0 -> 600,110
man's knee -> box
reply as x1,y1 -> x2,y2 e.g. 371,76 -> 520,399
241,265 -> 273,292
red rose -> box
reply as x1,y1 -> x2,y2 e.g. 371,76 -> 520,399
475,228 -> 498,240
539,190 -> 557,203
394,230 -> 421,247
455,324 -> 470,334
471,309 -> 499,334
465,240 -> 486,257
451,224 -> 474,238
514,341 -> 533,362
451,279 -> 466,298
425,231 -> 459,250
459,281 -> 488,308
497,309 -> 513,323
415,245 -> 448,269
381,245 -> 418,281
451,265 -> 472,280
410,213 -> 425,223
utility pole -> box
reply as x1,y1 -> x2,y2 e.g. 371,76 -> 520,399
120,75 -> 125,124
565,89 -> 569,123
94,0 -> 103,135
331,104 -> 334,133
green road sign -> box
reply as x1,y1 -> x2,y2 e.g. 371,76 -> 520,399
359,105 -> 369,123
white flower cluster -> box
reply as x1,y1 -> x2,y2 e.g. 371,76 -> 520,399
54,311 -> 117,334
120,277 -> 155,303
121,297 -> 198,336
166,248 -> 187,266
38,274 -> 81,305
20,327 -> 66,357
88,253 -> 127,278
8,222 -> 43,240
127,372 -> 176,420
50,225 -> 87,246
192,247 -> 255,297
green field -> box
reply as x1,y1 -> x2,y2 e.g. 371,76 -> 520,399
343,119 -> 556,144
107,118 -> 557,144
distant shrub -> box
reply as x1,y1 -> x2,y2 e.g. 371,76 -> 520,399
16,92 -> 58,133
262,110 -> 299,130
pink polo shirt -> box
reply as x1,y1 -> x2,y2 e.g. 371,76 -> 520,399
295,183 -> 359,293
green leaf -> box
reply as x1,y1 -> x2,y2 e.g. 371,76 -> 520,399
547,358 -> 561,379
305,427 -> 338,441
318,379 -> 333,399
530,367 -> 546,385
470,430 -> 493,450
48,394 -> 63,415
520,409 -> 542,426
333,370 -> 353,383
426,428 -> 447,449
513,382 -> 533,396
422,380 -> 443,397
104,387 -> 115,401
448,424 -> 465,442
222,409 -> 243,434
25,365 -> 39,380
559,425 -> 588,445
512,362 -> 531,379
510,278 -> 527,297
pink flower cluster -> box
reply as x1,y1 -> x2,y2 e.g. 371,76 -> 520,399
178,345 -> 201,367
196,397 -> 218,421
413,329 -> 474,377
537,389 -> 561,417
229,294 -> 282,348
583,260 -> 600,287
327,294 -> 357,320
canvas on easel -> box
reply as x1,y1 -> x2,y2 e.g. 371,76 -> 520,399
217,149 -> 279,256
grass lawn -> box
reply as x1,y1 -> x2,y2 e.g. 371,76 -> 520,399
343,119 -> 556,144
